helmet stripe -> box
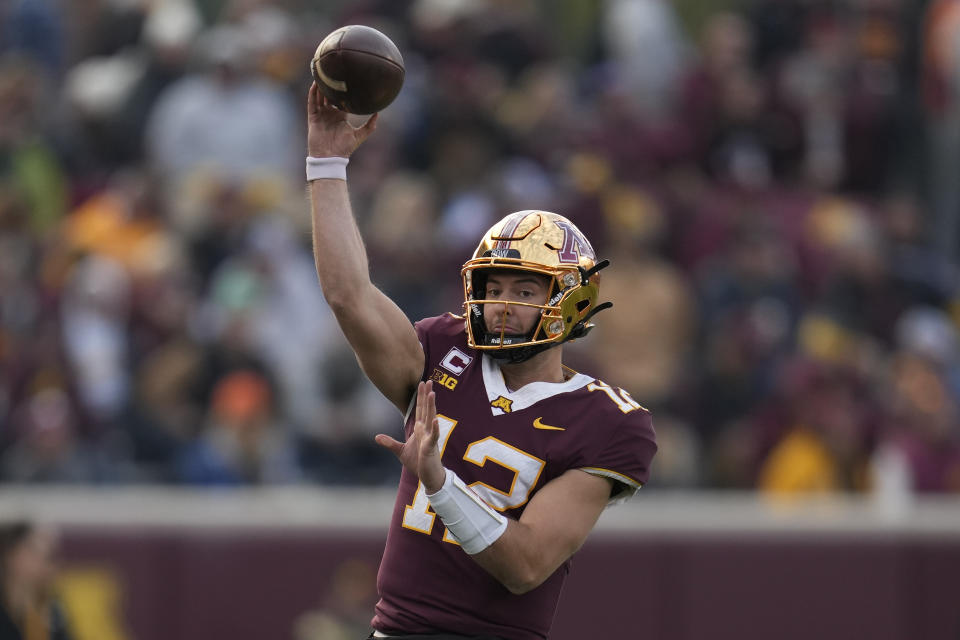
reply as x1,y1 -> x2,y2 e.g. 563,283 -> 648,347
494,211 -> 533,250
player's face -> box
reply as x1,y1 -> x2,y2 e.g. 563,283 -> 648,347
482,272 -> 552,337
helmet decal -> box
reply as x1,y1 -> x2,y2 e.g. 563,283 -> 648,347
553,220 -> 596,263
492,210 -> 538,252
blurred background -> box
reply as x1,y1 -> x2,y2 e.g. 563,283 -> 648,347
1,0 -> 959,638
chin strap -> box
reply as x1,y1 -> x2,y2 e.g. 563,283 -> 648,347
485,340 -> 557,364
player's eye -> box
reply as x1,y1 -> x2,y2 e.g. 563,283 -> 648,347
486,288 -> 500,298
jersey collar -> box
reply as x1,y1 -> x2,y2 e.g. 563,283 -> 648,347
481,353 -> 593,415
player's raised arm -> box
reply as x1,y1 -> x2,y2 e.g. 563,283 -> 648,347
306,83 -> 423,412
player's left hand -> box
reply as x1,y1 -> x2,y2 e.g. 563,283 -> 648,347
375,380 -> 446,493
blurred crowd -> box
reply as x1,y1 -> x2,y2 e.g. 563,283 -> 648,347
1,0 -> 959,494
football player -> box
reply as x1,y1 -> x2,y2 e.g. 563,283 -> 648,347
305,84 -> 657,640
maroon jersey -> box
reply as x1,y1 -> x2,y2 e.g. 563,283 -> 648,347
373,314 -> 657,639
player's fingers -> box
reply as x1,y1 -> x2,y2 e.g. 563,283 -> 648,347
374,434 -> 404,457
307,82 -> 319,115
356,112 -> 379,140
422,390 -> 439,449
422,381 -> 434,421
418,415 -> 438,456
415,381 -> 426,426
425,388 -> 437,423
318,94 -> 347,123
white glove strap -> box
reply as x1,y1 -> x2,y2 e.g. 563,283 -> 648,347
306,156 -> 348,181
426,468 -> 508,555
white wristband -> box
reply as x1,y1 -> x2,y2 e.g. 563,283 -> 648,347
426,468 -> 508,555
306,156 -> 348,181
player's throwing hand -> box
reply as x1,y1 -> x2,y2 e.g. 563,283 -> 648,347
375,381 -> 447,493
306,82 -> 378,158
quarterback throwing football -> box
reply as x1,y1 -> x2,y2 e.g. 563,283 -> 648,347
306,83 -> 657,640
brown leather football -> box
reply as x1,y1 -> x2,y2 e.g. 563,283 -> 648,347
310,25 -> 405,115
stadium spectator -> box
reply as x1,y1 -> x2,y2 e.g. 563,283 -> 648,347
0,0 -> 956,500
177,369 -> 301,485
0,521 -> 73,640
922,0 -> 960,259
144,24 -> 300,185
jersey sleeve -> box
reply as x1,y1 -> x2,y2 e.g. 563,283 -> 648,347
407,314 -> 465,426
413,318 -> 433,383
403,318 -> 434,426
412,314 -> 468,382
578,410 -> 657,503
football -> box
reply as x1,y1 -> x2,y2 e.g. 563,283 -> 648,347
310,25 -> 405,115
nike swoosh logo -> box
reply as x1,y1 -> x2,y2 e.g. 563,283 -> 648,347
533,417 -> 565,431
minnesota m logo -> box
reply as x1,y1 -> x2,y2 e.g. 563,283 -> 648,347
490,396 -> 513,413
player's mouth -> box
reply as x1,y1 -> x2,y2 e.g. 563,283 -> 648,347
489,324 -> 522,335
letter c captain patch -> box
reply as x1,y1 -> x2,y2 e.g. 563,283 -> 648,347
440,347 -> 474,375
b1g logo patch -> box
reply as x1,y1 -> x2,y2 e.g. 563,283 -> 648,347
431,368 -> 458,390
440,347 -> 473,375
